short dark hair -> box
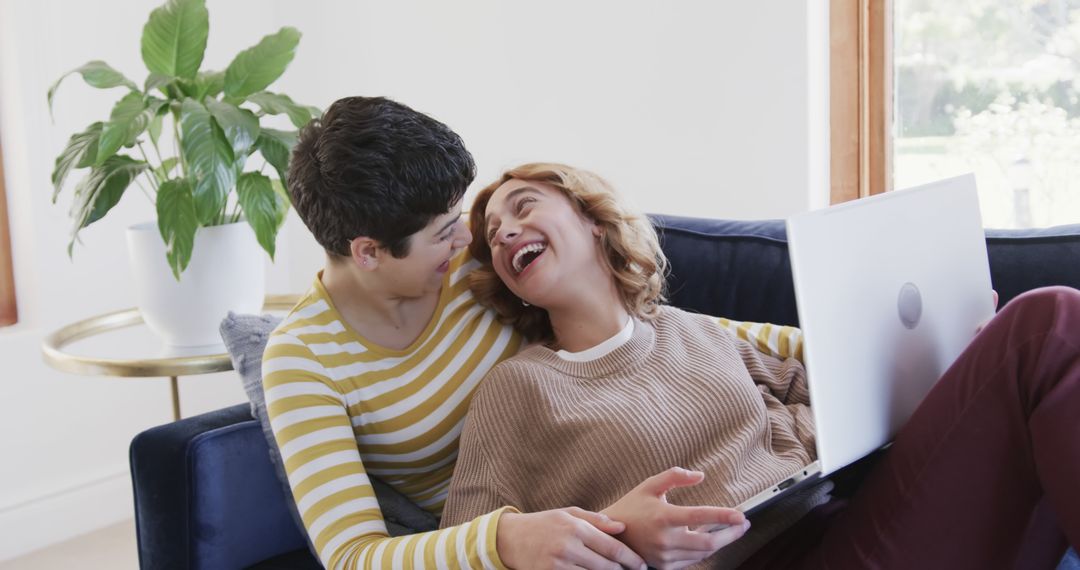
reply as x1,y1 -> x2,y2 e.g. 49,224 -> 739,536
288,96 -> 476,258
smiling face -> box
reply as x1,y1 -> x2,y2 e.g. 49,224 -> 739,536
374,198 -> 470,296
483,179 -> 601,308
467,163 -> 668,343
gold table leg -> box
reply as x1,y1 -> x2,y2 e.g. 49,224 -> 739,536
170,376 -> 181,421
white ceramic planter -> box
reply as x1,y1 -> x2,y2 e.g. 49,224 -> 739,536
127,221 -> 266,347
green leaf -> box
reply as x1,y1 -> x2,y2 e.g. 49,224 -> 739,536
236,172 -> 279,259
47,61 -> 137,118
177,70 -> 224,100
156,178 -> 199,279
233,146 -> 249,168
255,127 -> 296,183
140,0 -> 209,80
223,27 -> 301,99
67,156 -> 148,254
205,97 -> 259,155
145,96 -> 169,118
97,92 -> 151,164
246,91 -> 315,128
51,122 -> 104,202
153,157 -> 180,183
270,177 -> 291,228
148,111 -> 164,147
179,98 -> 236,224
146,96 -> 171,148
144,72 -> 173,94
194,70 -> 225,99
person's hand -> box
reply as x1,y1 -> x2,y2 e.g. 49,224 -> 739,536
496,507 -> 646,570
975,289 -> 1000,335
601,467 -> 750,570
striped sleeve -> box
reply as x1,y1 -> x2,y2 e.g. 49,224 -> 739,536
714,317 -> 804,363
263,331 -> 511,569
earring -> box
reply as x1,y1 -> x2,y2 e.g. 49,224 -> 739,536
522,300 -> 530,307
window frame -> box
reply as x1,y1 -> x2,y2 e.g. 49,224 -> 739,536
0,138 -> 17,326
831,0 -> 892,204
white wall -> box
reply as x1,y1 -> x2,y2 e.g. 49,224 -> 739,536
0,0 -> 827,559
272,0 -> 826,288
0,0 -> 289,559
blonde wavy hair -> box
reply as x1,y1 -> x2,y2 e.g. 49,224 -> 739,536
468,163 -> 668,343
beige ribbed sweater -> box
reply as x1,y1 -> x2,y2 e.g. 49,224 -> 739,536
441,306 -> 832,568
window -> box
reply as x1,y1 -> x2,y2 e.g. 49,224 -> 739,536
895,0 -> 1080,228
835,0 -> 1080,228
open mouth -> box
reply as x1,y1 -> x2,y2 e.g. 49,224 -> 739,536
512,242 -> 548,274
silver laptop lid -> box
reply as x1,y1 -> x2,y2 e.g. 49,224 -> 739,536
786,174 -> 995,475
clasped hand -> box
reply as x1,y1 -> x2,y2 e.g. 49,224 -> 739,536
602,467 -> 750,570
497,467 -> 749,569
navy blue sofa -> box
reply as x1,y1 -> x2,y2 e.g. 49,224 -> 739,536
130,215 -> 1080,569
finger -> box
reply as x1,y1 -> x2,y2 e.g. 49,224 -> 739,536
661,518 -> 750,552
663,505 -> 745,528
992,289 -> 999,310
640,467 -> 705,497
664,529 -> 728,552
563,507 -> 626,535
576,523 -> 647,570
700,520 -> 751,549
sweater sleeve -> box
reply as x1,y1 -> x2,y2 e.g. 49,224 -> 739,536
731,335 -> 810,406
441,368 -> 516,529
262,331 -> 511,569
731,336 -> 816,453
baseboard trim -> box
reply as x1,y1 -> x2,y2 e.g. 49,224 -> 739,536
0,471 -> 132,562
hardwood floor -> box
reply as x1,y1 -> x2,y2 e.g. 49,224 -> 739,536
0,519 -> 137,569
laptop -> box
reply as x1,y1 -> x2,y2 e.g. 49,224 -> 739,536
735,173 -> 996,517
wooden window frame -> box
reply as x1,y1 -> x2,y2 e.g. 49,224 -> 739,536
831,0 -> 892,204
0,138 -> 16,326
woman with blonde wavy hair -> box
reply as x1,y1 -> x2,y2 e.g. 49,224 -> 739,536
467,163 -> 668,344
442,163 -> 831,569
442,162 -> 1080,569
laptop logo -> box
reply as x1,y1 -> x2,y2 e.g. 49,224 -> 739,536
898,282 -> 922,329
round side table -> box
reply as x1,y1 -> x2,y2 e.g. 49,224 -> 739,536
41,295 -> 298,421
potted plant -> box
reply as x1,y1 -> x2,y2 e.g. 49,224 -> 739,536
49,0 -> 317,346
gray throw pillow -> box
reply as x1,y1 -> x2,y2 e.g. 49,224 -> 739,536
219,312 -> 438,555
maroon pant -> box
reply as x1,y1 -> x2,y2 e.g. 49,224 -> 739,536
741,286 -> 1080,569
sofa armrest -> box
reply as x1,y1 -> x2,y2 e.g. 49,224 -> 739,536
130,403 -> 308,569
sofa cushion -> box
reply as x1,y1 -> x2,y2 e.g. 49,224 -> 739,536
653,216 -> 800,326
984,225 -> 1080,309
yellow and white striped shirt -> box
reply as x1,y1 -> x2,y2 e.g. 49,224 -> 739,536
714,317 -> 804,363
262,253 -> 522,569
